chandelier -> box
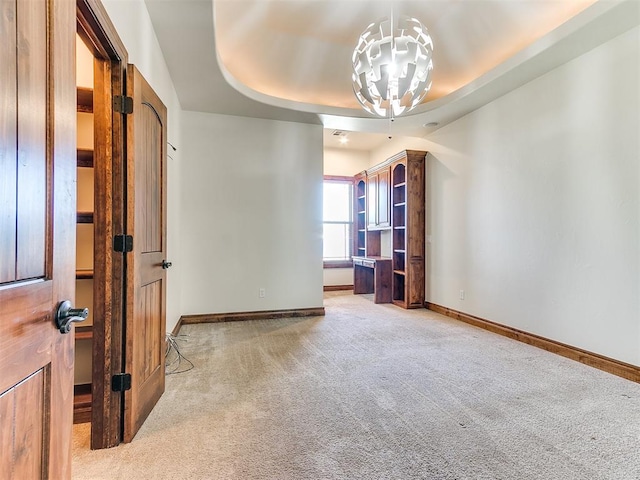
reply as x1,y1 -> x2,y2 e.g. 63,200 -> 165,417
352,15 -> 434,118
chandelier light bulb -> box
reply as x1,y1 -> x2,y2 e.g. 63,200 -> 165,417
352,15 -> 434,118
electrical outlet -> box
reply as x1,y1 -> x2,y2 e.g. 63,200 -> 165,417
459,290 -> 465,300
259,288 -> 266,298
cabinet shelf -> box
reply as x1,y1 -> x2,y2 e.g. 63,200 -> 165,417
76,269 -> 94,279
77,148 -> 93,168
393,270 -> 406,276
393,182 -> 406,188
394,226 -> 405,230
394,202 -> 406,207
393,249 -> 406,253
77,211 -> 94,223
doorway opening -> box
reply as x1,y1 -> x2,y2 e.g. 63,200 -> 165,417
74,0 -> 128,449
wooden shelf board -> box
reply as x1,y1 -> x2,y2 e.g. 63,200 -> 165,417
73,383 -> 92,424
77,211 -> 93,223
76,269 -> 94,279
75,326 -> 93,340
393,270 -> 406,276
77,148 -> 93,167
77,87 -> 93,113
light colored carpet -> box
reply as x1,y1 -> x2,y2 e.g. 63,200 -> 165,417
72,291 -> 640,479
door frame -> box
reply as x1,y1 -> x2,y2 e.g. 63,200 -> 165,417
76,0 -> 128,450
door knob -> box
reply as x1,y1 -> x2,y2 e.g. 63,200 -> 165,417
55,300 -> 89,334
161,260 -> 172,269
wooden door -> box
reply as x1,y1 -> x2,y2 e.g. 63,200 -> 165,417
123,65 -> 168,442
0,0 -> 76,477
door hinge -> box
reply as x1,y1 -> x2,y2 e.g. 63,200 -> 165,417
113,234 -> 133,253
113,95 -> 133,114
111,373 -> 132,392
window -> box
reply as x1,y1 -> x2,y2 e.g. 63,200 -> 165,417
323,176 -> 353,267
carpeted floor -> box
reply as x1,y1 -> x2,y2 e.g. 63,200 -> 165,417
72,291 -> 640,479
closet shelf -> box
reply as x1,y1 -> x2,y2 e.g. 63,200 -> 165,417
75,325 -> 93,340
77,87 -> 93,113
76,269 -> 94,279
77,148 -> 93,168
77,211 -> 94,223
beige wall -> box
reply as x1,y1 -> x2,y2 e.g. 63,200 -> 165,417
416,26 -> 640,365
103,0 -> 183,333
324,148 -> 370,176
180,111 -> 324,314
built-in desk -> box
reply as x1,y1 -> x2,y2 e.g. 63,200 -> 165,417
353,256 -> 392,303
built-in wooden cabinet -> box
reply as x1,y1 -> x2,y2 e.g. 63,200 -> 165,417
353,150 -> 426,309
367,167 -> 391,229
390,151 -> 425,308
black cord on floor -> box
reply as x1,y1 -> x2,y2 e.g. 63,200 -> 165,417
165,333 -> 194,375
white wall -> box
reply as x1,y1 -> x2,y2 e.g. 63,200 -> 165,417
180,111 -> 324,314
102,0 -> 183,333
421,26 -> 640,365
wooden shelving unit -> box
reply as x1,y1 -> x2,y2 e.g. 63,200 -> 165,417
392,162 -> 407,305
352,151 -> 426,309
390,151 -> 426,309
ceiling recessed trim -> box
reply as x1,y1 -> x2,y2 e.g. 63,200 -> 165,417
221,0 -> 636,136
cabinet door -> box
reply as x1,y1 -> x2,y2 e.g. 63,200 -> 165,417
377,168 -> 390,227
367,173 -> 378,227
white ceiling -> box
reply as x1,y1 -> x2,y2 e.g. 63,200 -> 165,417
144,0 -> 640,145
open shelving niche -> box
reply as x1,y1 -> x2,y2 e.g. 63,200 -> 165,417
391,162 -> 407,305
355,176 -> 367,257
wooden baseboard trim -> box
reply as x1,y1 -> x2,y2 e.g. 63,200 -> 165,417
181,307 -> 326,325
170,317 -> 183,337
73,383 -> 92,424
425,302 -> 640,383
323,284 -> 354,292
